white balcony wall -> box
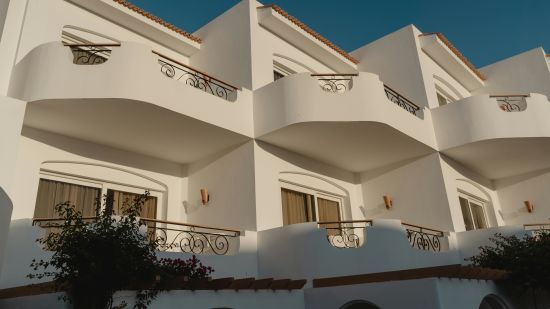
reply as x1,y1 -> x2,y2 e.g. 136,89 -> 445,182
495,170 -> 550,225
253,141 -> 362,231
359,153 -> 454,232
0,188 -> 13,277
14,0 -> 192,65
478,47 -> 550,99
186,141 -> 257,231
352,25 -> 430,109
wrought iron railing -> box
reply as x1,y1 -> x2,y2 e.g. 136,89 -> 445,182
64,43 -> 120,65
318,220 -> 372,248
32,217 -> 240,256
402,222 -> 444,252
384,85 -> 421,116
139,218 -> 240,256
490,95 -> 528,112
311,73 -> 356,93
524,223 -> 550,232
153,51 -> 239,101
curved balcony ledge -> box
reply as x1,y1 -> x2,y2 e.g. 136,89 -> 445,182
253,73 -> 436,172
257,219 -> 458,280
9,42 -> 253,137
9,42 -> 252,163
432,94 -> 550,178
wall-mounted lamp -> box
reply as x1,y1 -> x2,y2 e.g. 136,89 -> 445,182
524,200 -> 534,213
200,188 -> 210,205
383,195 -> 393,210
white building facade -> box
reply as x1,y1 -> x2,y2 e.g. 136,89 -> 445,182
0,0 -> 549,308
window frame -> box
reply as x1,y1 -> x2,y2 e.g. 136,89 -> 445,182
38,171 -> 163,220
458,190 -> 489,231
279,180 -> 344,224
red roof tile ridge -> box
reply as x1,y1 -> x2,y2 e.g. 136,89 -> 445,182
261,4 -> 358,65
420,32 -> 485,81
111,0 -> 202,44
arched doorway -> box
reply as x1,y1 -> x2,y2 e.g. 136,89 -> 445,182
479,295 -> 508,309
340,300 -> 381,309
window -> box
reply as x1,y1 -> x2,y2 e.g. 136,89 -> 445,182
459,193 -> 488,231
273,61 -> 295,81
34,172 -> 162,221
280,185 -> 342,226
34,178 -> 101,219
273,70 -> 285,81
437,92 -> 449,106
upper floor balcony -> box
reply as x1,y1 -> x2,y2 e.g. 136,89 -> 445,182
432,93 -> 550,179
8,42 -> 253,164
253,72 -> 437,172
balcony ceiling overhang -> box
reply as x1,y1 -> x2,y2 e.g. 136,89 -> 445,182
257,6 -> 357,73
67,0 -> 200,56
419,34 -> 484,91
24,98 -> 250,164
442,138 -> 550,179
258,122 -> 435,173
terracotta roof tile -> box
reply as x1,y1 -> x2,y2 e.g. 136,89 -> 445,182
112,0 -> 201,43
261,4 -> 358,64
420,32 -> 486,81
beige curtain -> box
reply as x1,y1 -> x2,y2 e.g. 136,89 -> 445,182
108,190 -> 157,231
281,188 -> 315,225
459,197 -> 475,230
317,198 -> 341,235
470,202 -> 487,229
34,179 -> 100,219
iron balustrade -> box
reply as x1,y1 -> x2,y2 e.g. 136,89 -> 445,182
311,73 -> 357,93
384,85 -> 421,116
32,217 -> 240,256
64,43 -> 120,65
402,222 -> 444,252
318,220 -> 372,248
490,95 -> 528,112
139,218 -> 240,256
153,51 -> 238,101
524,223 -> 550,232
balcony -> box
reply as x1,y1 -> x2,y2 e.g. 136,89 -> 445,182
9,42 -> 253,164
432,93 -> 550,178
254,73 -> 436,172
257,219 -> 457,280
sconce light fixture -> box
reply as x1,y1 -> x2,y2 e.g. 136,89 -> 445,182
200,188 -> 209,205
383,195 -> 393,209
524,200 -> 534,213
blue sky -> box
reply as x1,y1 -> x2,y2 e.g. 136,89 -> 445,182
128,0 -> 550,68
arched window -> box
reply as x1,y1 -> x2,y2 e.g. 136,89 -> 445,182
434,75 -> 463,106
340,300 -> 381,309
479,295 -> 509,309
273,54 -> 314,81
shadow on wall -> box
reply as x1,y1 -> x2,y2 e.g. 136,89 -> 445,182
340,300 -> 381,309
0,188 -> 13,277
21,127 -> 184,177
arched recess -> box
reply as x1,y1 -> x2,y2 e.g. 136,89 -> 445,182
39,161 -> 168,219
479,294 -> 509,309
61,25 -> 120,45
273,53 -> 316,75
340,299 -> 381,309
279,171 -> 351,220
433,74 -> 464,105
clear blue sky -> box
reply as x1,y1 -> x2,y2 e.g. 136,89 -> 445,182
128,0 -> 550,68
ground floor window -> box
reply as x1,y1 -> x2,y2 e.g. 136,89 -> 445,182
280,184 -> 342,227
459,193 -> 488,231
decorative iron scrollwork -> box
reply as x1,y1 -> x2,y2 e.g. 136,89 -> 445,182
312,74 -> 355,93
147,226 -> 238,256
155,54 -> 237,101
66,45 -> 116,65
491,95 -> 527,112
319,220 -> 371,249
403,223 -> 444,252
384,85 -> 421,116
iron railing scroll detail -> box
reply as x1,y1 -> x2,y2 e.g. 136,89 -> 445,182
140,218 -> 240,256
32,217 -> 240,256
312,73 -> 356,93
384,85 -> 421,116
490,95 -> 528,112
402,222 -> 444,252
318,220 -> 372,248
64,43 -> 120,65
153,51 -> 238,101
